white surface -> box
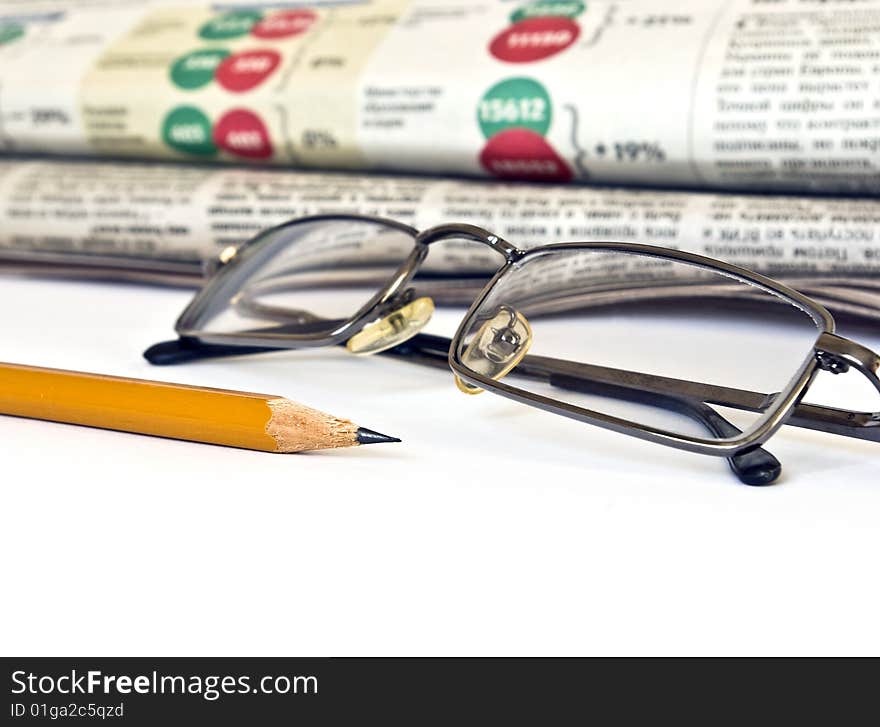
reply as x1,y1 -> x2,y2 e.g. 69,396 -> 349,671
1,275 -> 878,656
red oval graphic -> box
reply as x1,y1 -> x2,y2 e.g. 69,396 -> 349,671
213,109 -> 274,159
215,49 -> 281,92
479,128 -> 572,182
251,9 -> 317,39
489,17 -> 580,63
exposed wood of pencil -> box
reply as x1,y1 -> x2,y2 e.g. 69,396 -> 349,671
0,362 -> 390,452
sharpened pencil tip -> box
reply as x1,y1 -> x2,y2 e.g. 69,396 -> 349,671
355,427 -> 402,445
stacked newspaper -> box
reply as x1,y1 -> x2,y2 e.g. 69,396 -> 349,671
1,0 -> 879,317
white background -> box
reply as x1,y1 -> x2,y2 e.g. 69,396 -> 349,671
1,274 -> 878,656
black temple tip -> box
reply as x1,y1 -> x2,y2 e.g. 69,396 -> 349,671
144,337 -> 280,365
728,446 -> 782,486
143,339 -> 202,365
355,427 -> 402,445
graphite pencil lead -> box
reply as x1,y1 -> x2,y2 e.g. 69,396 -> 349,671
355,427 -> 402,445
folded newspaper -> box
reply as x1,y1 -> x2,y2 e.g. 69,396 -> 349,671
2,158 -> 879,320
0,0 -> 878,194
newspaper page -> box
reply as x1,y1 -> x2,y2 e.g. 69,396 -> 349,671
0,0 -> 878,194
1,158 -> 879,319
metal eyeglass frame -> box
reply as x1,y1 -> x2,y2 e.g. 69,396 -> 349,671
144,214 -> 880,485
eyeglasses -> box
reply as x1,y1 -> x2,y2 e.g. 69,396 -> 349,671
145,214 -> 880,485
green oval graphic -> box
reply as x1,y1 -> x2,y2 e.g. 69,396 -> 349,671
0,22 -> 25,45
161,106 -> 216,156
170,48 -> 230,90
478,77 -> 552,140
198,10 -> 262,40
510,1 -> 585,23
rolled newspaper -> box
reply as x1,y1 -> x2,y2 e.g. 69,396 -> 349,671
0,0 -> 878,193
1,158 -> 879,320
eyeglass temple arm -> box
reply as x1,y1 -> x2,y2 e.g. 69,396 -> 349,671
517,332 -> 880,444
387,332 -> 880,443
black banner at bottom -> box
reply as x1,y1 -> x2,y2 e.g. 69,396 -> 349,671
2,657 -> 875,724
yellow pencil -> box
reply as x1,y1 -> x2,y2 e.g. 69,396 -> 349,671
0,362 -> 399,452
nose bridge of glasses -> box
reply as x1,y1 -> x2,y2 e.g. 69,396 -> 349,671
416,223 -> 521,259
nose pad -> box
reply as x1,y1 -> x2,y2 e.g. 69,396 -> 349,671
203,244 -> 239,277
455,304 -> 532,395
346,296 -> 434,355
